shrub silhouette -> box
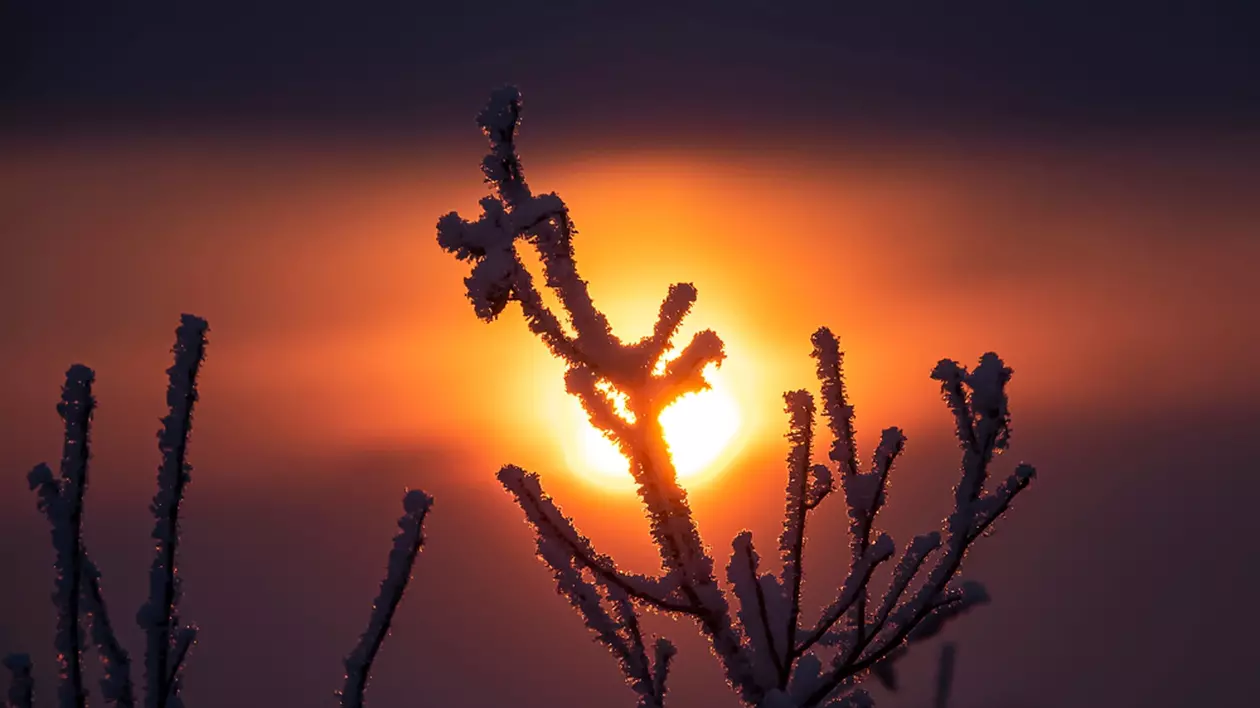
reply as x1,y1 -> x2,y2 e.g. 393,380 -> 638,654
5,88 -> 1037,708
435,87 -> 1037,708
3,317 -> 433,708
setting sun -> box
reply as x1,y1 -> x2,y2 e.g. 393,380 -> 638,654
567,364 -> 743,489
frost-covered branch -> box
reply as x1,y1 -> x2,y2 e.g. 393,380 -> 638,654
340,490 -> 434,708
779,391 -> 812,670
139,314 -> 208,708
437,88 -> 1038,708
812,329 -> 903,649
439,91 -> 761,699
795,535 -> 893,659
15,318 -> 212,708
800,350 -> 1035,708
500,466 -> 692,613
82,549 -> 136,707
4,654 -> 34,708
24,364 -> 96,708
14,316 -> 450,707
646,330 -> 726,413
500,465 -> 681,706
636,283 -> 698,371
727,531 -> 784,686
565,366 -> 637,444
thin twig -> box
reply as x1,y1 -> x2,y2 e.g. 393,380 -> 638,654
340,491 -> 433,708
141,315 -> 208,708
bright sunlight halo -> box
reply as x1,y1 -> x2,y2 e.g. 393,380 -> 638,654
569,364 -> 742,489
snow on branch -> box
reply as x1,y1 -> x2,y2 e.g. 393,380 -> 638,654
438,88 -> 1039,708
340,490 -> 434,708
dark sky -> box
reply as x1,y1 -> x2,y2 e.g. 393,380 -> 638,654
4,1 -> 1259,143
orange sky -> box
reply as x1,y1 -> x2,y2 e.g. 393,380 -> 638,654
2,130 -> 1258,708
1,134 -> 1255,480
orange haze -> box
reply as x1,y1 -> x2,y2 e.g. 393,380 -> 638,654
2,136 -> 1253,485
1,131 -> 1258,708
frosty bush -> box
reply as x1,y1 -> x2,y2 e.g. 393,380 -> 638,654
436,87 -> 1037,708
4,316 -> 433,708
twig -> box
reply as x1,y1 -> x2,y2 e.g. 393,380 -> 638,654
340,491 -> 434,708
140,315 -> 208,708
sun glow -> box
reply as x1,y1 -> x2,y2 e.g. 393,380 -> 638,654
567,364 -> 743,490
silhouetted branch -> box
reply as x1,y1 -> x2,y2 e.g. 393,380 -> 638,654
500,466 -> 693,614
728,531 -> 784,686
340,490 -> 434,708
795,535 -> 894,658
779,390 -> 818,675
438,88 -> 1039,708
638,283 -> 698,371
82,550 -> 136,707
24,364 -> 96,708
139,314 -> 207,708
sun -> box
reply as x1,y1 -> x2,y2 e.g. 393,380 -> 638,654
566,363 -> 743,490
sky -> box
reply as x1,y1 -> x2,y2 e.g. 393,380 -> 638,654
2,3 -> 1259,707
